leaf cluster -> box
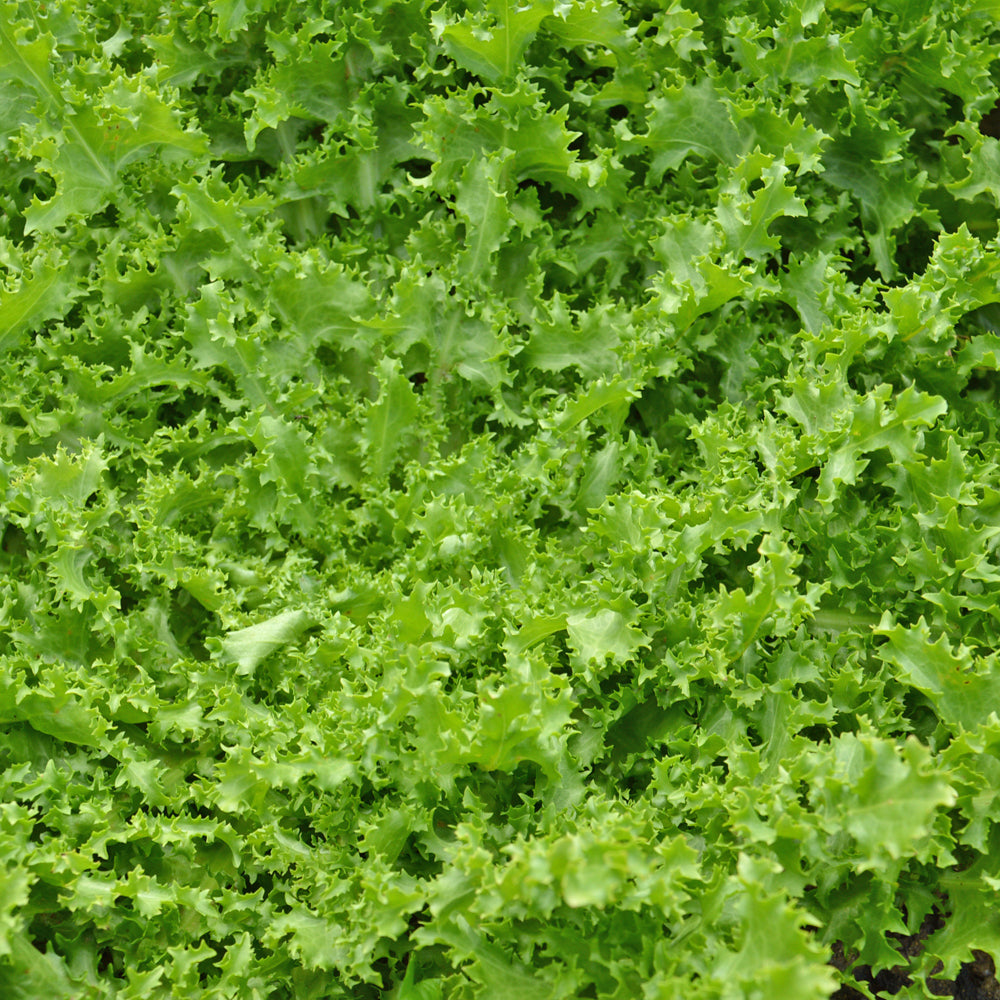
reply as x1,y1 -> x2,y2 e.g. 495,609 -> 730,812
1,0 -> 1000,997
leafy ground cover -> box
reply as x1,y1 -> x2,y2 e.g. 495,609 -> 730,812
2,0 -> 1000,997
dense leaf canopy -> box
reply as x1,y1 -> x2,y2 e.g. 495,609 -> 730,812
1,0 -> 999,996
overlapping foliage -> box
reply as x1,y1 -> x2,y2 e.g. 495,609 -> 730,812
1,0 -> 999,996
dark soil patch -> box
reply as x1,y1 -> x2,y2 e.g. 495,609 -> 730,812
830,911 -> 1000,999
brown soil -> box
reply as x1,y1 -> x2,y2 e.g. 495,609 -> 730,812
980,100 -> 1000,139
829,911 -> 1000,999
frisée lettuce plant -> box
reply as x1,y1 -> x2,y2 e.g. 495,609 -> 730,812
1,0 -> 1000,997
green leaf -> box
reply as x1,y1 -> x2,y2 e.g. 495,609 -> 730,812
470,650 -> 573,780
24,443 -> 108,511
397,956 -> 445,1000
244,39 -> 353,151
640,77 -> 743,179
218,609 -> 313,676
566,607 -> 647,666
267,250 -> 375,360
0,933 -> 75,1000
947,124 -> 1000,208
454,152 -> 512,277
0,10 -> 60,112
209,0 -> 281,40
820,86 -> 927,277
3,690 -> 107,749
654,217 -> 752,328
24,76 -> 206,232
363,357 -> 420,478
435,0 -> 554,83
925,869 -> 1000,975
0,248 -> 83,355
709,533 -> 818,661
716,154 -> 808,261
804,733 -> 956,864
507,614 -> 568,654
546,0 -> 630,56
265,910 -> 345,970
713,857 -> 838,1000
524,296 -> 623,378
550,376 -> 639,433
875,616 -> 1000,733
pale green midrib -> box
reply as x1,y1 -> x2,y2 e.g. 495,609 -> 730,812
2,22 -> 114,189
0,263 -> 61,350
